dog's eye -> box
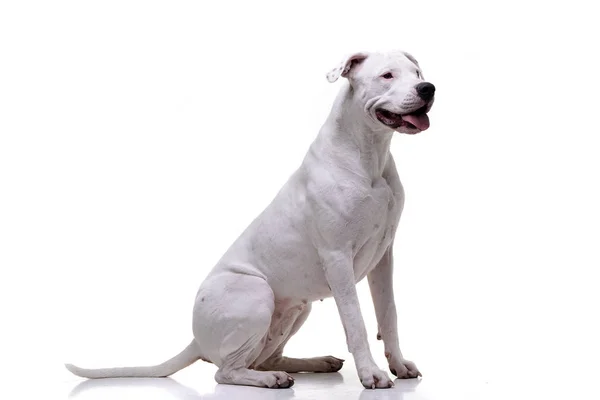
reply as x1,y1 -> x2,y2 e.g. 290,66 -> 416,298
416,71 -> 421,78
381,72 -> 393,79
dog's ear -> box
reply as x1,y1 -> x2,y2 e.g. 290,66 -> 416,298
326,52 -> 369,83
403,51 -> 420,67
403,51 -> 425,79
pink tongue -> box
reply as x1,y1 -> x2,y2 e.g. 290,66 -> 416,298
402,113 -> 430,130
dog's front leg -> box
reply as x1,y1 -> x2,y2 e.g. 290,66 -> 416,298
321,250 -> 394,389
368,245 -> 421,379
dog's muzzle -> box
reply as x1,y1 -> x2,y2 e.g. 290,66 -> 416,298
375,82 -> 435,132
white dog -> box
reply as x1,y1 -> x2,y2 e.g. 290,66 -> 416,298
66,49 -> 435,390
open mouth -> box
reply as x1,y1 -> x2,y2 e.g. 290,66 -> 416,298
375,105 -> 430,132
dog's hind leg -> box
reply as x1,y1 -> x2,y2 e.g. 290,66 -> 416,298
193,272 -> 294,388
255,303 -> 345,373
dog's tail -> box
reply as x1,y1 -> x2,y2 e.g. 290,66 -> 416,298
65,339 -> 202,379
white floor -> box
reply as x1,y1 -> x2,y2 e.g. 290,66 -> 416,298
58,366 -> 481,400
38,355 -> 595,400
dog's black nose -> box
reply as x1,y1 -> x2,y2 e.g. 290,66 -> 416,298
416,82 -> 436,101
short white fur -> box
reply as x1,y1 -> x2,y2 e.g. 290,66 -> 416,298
66,49 -> 434,390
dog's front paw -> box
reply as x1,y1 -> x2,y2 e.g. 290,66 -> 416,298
358,365 -> 394,389
388,357 -> 421,379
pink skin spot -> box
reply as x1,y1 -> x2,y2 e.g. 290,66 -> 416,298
385,352 -> 391,360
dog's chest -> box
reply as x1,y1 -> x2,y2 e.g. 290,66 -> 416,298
350,177 -> 403,280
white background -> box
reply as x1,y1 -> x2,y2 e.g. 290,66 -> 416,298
1,1 -> 599,399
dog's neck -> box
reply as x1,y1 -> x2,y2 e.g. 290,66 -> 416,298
318,82 -> 394,182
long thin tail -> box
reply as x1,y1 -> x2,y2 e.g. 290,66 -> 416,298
65,339 -> 201,379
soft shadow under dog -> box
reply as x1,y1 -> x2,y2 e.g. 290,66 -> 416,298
358,378 -> 422,400
68,376 -> 298,400
69,377 -> 203,399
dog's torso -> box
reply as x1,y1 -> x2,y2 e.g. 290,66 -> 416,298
210,132 -> 404,304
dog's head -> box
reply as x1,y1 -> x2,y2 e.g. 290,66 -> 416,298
327,50 -> 435,134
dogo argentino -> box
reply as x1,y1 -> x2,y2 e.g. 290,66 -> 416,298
66,49 -> 435,389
